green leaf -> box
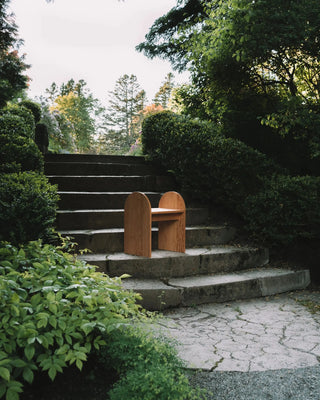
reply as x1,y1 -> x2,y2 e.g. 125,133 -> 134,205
10,359 -> 26,368
48,366 -> 57,381
75,359 -> 83,370
22,367 -> 34,384
0,367 -> 10,381
24,345 -> 35,361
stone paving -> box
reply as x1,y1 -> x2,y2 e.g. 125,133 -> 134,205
156,290 -> 320,372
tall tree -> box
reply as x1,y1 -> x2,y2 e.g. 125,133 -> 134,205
104,74 -> 146,153
153,73 -> 175,109
0,0 -> 29,107
138,0 -> 320,174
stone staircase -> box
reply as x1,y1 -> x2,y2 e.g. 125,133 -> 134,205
45,154 -> 310,310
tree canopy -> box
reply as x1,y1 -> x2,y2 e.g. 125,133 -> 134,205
138,0 -> 320,174
0,0 -> 29,107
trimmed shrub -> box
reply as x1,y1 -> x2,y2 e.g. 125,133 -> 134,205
0,240 -> 142,400
35,122 -> 49,154
1,105 -> 35,139
142,111 -> 320,245
0,133 -> 44,173
0,172 -> 58,245
142,111 -> 283,205
0,114 -> 30,138
241,175 -> 320,245
19,100 -> 42,123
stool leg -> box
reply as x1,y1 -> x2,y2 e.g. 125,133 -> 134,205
158,192 -> 185,253
158,217 -> 185,253
124,192 -> 152,257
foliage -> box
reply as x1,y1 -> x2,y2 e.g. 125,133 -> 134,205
1,105 -> 35,139
241,175 -> 320,244
104,74 -> 146,154
142,111 -> 282,204
98,325 -> 207,400
19,100 -> 42,123
138,0 -> 320,175
0,172 -> 58,245
0,240 -> 142,400
142,111 -> 320,245
0,0 -> 29,107
137,0 -> 207,72
153,72 -> 175,109
0,133 -> 43,173
0,114 -> 30,139
42,79 -> 104,153
37,96 -> 73,153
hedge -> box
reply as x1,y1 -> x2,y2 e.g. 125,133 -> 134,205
142,112 -> 320,245
0,172 -> 59,245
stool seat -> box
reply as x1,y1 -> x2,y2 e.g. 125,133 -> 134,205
124,191 -> 186,258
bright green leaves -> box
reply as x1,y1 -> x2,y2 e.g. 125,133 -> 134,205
0,240 -> 143,400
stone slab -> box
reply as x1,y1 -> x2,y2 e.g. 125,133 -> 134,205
156,290 -> 320,371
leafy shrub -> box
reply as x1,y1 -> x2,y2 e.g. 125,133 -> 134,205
0,114 -> 30,139
142,111 -> 283,205
0,172 -> 58,245
1,105 -> 35,139
0,240 -> 142,400
241,175 -> 320,245
142,111 -> 320,245
19,100 -> 42,123
99,326 -> 207,400
0,133 -> 44,173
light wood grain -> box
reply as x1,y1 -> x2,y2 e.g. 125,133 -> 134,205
124,191 -> 185,257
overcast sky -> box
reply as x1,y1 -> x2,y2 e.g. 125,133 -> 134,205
9,0 -> 189,105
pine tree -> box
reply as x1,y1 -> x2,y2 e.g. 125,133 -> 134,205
153,73 -> 175,109
104,74 -> 146,153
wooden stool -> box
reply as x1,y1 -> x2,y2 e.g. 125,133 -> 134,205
124,191 -> 186,257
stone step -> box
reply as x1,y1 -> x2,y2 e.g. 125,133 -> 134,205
45,161 -> 162,176
60,226 -> 236,254
120,268 -> 310,310
80,245 -> 267,278
108,246 -> 268,278
45,153 -> 147,164
48,175 -> 176,192
56,207 -> 209,230
57,191 -> 162,210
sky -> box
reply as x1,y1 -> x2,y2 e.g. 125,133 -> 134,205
9,0 -> 190,106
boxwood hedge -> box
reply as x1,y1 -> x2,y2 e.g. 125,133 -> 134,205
142,112 -> 320,245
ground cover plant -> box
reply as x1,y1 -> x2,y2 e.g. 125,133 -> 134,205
0,240 -> 207,400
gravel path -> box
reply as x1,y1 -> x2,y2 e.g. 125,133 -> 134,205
189,366 -> 320,399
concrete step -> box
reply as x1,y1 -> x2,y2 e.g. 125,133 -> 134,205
48,175 -> 176,192
57,191 -> 162,210
56,207 -> 209,230
120,268 -> 310,310
45,161 -> 162,176
80,245 -> 267,278
45,153 -> 147,164
60,226 -> 236,253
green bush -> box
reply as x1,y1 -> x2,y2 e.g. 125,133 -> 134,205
0,133 -> 44,173
0,240 -> 142,400
142,111 -> 283,205
19,100 -> 42,123
0,114 -> 30,139
0,172 -> 58,245
142,111 -> 320,245
241,175 -> 320,245
99,326 -> 207,400
1,105 -> 35,139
